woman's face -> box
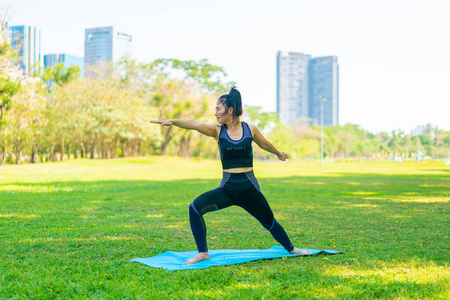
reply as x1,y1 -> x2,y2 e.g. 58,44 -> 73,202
215,101 -> 229,124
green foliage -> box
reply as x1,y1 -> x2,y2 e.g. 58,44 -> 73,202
151,77 -> 215,156
1,158 -> 449,298
151,58 -> 235,93
42,63 -> 80,87
0,43 -> 21,125
1,45 -> 450,164
0,76 -> 21,122
245,105 -> 279,132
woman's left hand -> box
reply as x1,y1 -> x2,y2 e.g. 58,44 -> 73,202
278,152 -> 289,161
150,119 -> 173,126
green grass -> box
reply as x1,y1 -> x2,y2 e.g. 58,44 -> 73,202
1,157 -> 449,299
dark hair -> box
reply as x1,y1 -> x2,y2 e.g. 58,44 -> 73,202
218,86 -> 242,123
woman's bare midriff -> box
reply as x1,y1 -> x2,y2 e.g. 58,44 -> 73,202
223,167 -> 253,173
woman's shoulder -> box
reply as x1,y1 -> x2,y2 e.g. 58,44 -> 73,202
243,122 -> 259,137
216,123 -> 224,134
244,121 -> 257,130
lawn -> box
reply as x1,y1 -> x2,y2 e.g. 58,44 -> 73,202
1,157 -> 449,299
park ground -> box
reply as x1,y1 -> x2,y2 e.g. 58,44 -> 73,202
0,157 -> 449,299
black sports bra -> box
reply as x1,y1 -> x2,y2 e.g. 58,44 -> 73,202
218,122 -> 253,169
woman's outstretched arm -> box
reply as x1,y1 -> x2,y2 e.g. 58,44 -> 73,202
249,123 -> 289,161
150,119 -> 219,138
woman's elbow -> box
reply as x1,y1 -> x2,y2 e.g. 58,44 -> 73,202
261,141 -> 271,150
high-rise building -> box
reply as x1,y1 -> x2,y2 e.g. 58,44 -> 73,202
10,25 -> 41,73
309,56 -> 339,126
84,26 -> 132,74
44,53 -> 84,77
276,51 -> 312,125
276,51 -> 339,126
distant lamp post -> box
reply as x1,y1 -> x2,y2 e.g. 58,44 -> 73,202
431,131 -> 439,160
436,134 -> 439,160
318,96 -> 327,166
415,127 -> 421,162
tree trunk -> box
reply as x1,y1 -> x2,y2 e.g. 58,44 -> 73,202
89,140 -> 95,159
60,136 -> 65,161
161,126 -> 175,156
121,142 -> 127,158
185,134 -> 192,157
2,139 -> 7,164
38,150 -> 44,163
51,146 -> 55,162
90,145 -> 95,159
31,147 -> 36,163
97,141 -> 101,159
1,145 -> 5,165
115,137 -> 120,158
80,142 -> 85,158
132,139 -> 138,157
73,141 -> 78,159
15,149 -> 19,165
178,132 -> 192,158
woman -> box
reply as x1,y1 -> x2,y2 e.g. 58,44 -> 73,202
151,86 -> 311,264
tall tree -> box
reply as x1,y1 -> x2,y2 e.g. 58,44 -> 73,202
0,43 -> 22,163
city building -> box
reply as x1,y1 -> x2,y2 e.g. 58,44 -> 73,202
276,51 -> 312,125
276,51 -> 339,126
44,53 -> 84,77
309,56 -> 339,126
10,25 -> 41,73
84,26 -> 133,74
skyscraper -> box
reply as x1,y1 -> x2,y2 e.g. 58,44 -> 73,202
277,51 -> 312,125
84,26 -> 132,74
276,51 -> 339,126
44,53 -> 84,77
10,25 -> 41,73
309,56 -> 339,126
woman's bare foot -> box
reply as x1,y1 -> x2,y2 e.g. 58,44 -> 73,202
183,252 -> 210,264
289,248 -> 312,255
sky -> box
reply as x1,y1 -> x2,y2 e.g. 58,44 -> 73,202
2,0 -> 450,133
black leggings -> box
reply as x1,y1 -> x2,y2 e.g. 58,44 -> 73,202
189,170 -> 294,252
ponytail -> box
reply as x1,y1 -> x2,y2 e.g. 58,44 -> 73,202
218,85 -> 243,123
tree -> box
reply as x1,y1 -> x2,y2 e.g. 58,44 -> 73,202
150,58 -> 234,94
245,105 -> 279,133
5,76 -> 47,164
0,43 -> 22,164
42,63 -> 80,88
51,67 -> 160,160
151,78 -> 214,156
146,58 -> 232,156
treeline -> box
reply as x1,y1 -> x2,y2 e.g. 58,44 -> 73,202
1,42 -> 449,165
255,118 -> 450,161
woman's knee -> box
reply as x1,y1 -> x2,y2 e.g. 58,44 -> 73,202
256,209 -> 274,230
189,201 -> 201,216
190,200 -> 219,216
261,218 -> 274,231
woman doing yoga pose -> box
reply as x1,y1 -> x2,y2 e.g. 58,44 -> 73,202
151,86 -> 311,264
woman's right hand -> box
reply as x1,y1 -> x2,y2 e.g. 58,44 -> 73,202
278,152 -> 289,161
150,119 -> 173,126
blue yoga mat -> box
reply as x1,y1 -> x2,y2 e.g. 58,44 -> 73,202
130,246 -> 344,271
